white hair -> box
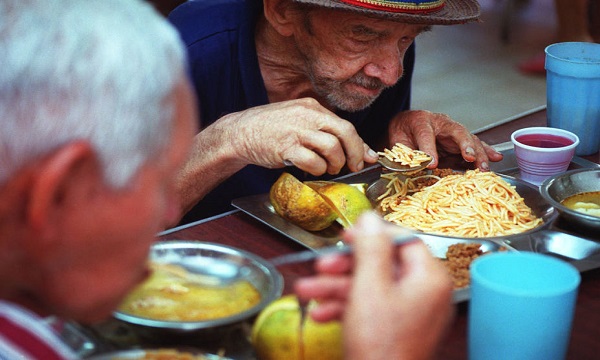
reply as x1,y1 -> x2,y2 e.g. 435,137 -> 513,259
0,0 -> 187,188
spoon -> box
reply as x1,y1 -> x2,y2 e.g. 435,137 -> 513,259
268,230 -> 417,266
168,231 -> 417,288
377,156 -> 432,173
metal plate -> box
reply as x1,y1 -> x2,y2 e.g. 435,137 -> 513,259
416,234 -> 512,302
232,149 -> 599,251
232,151 -> 600,302
86,348 -> 230,360
232,168 -> 556,249
366,172 -> 557,240
113,241 -> 283,333
540,168 -> 600,231
507,230 -> 600,272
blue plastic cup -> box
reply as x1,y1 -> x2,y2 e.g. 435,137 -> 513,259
545,42 -> 600,156
468,252 -> 580,360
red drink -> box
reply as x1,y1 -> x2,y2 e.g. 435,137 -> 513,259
515,133 -> 574,148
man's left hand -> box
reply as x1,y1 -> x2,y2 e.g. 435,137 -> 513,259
388,110 -> 503,170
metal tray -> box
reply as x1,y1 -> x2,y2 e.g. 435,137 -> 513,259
417,235 -> 510,302
232,169 -> 533,303
233,148 -> 599,246
232,148 -> 600,301
232,169 -> 555,244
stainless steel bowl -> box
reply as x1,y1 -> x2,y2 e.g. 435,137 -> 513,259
540,168 -> 600,231
87,348 -> 231,360
112,241 -> 283,341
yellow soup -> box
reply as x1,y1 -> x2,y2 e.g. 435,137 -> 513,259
118,263 -> 261,321
561,191 -> 600,218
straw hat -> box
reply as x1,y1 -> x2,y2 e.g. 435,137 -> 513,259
293,0 -> 481,25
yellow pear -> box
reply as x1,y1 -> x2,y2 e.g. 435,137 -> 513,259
251,295 -> 343,360
269,173 -> 338,231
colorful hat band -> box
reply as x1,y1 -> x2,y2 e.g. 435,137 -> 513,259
338,0 -> 445,13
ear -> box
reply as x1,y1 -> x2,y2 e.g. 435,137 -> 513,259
262,0 -> 297,37
28,141 -> 103,231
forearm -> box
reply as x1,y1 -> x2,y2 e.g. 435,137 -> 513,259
173,118 -> 248,222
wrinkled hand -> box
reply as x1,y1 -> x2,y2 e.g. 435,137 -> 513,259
388,110 -> 503,170
173,98 -> 378,219
212,98 -> 378,176
295,212 -> 455,360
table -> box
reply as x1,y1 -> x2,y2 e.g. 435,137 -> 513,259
159,109 -> 600,359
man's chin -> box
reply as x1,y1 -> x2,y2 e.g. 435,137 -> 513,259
328,94 -> 378,112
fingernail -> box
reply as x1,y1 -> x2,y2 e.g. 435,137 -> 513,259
357,161 -> 365,171
481,162 -> 489,171
428,155 -> 436,166
367,148 -> 378,158
465,147 -> 475,156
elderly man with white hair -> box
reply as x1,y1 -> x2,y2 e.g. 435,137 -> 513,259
0,0 -> 196,357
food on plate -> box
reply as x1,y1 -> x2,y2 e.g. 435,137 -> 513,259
380,169 -> 542,237
118,262 -> 261,321
269,173 -> 372,231
108,349 -> 214,360
378,143 -> 432,167
442,243 -> 485,288
561,191 -> 600,217
305,181 -> 373,228
270,173 -> 338,231
251,295 -> 342,360
441,243 -> 507,288
377,168 -> 459,210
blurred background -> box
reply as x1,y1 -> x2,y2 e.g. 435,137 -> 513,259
413,0 -> 553,133
147,0 -> 599,133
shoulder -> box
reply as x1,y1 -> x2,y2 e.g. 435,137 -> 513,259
168,0 -> 262,46
0,301 -> 77,359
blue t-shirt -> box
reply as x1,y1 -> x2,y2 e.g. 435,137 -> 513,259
169,0 -> 414,223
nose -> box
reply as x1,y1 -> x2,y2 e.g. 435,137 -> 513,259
362,44 -> 404,86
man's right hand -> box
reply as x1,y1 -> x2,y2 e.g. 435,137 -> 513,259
295,212 -> 455,360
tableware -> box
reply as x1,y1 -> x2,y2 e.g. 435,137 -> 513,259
377,156 -> 432,173
468,252 -> 580,360
233,168 -> 556,248
540,168 -> 600,232
506,230 -> 600,272
268,231 -> 417,266
234,178 -> 513,303
112,241 -> 283,341
511,127 -> 579,185
366,171 -> 556,239
86,348 -> 230,360
44,317 -> 97,357
420,234 -> 513,302
545,42 -> 600,156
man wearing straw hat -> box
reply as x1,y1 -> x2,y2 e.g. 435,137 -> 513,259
169,0 -> 504,223
1,1 -> 453,358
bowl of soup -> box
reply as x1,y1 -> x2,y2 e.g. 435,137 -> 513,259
540,168 -> 600,231
112,241 -> 283,341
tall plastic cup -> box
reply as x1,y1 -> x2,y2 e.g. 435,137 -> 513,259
468,252 -> 581,360
545,42 -> 600,156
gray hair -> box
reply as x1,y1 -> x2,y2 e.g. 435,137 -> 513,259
0,0 -> 187,188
